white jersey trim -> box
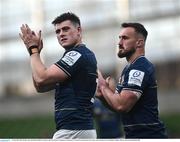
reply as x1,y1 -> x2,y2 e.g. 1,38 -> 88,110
124,122 -> 160,128
54,63 -> 71,77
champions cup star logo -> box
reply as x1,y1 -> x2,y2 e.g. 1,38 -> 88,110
68,51 -> 78,56
132,70 -> 141,77
128,69 -> 145,87
62,51 -> 82,66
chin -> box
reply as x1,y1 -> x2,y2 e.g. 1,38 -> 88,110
63,44 -> 75,50
118,51 -> 125,58
118,54 -> 125,58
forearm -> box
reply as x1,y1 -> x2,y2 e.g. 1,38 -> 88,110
32,76 -> 55,93
30,53 -> 47,84
98,96 -> 117,112
101,86 -> 121,112
98,71 -> 122,111
19,24 -> 56,91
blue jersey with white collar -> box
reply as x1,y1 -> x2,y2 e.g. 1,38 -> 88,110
116,56 -> 167,138
54,44 -> 97,130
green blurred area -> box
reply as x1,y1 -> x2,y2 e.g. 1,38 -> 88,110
0,115 -> 56,138
161,113 -> 180,138
0,113 -> 180,138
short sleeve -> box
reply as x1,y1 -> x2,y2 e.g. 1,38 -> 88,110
54,50 -> 82,77
122,68 -> 147,94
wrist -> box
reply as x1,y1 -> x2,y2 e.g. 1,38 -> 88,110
28,45 -> 39,56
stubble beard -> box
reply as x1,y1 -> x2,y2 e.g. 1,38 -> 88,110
117,48 -> 136,59
60,41 -> 77,50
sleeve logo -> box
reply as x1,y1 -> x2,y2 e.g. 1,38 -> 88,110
62,51 -> 81,66
128,69 -> 144,87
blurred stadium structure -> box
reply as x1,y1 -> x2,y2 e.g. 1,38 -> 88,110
0,0 -> 180,138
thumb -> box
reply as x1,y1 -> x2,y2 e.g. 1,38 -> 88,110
38,30 -> 42,39
106,76 -> 111,85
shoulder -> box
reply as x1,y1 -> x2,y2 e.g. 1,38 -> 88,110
63,44 -> 89,59
74,44 -> 94,55
123,57 -> 154,88
131,56 -> 155,73
61,49 -> 82,67
125,57 -> 155,82
74,44 -> 97,63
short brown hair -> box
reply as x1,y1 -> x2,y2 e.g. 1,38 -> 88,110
121,22 -> 148,41
52,12 -> 81,27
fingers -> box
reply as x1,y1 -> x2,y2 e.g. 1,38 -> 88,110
20,24 -> 33,36
97,69 -> 102,76
25,24 -> 32,34
20,24 -> 29,42
20,24 -> 28,35
106,76 -> 111,84
19,24 -> 43,51
32,31 -> 36,35
38,30 -> 41,38
19,33 -> 23,40
97,70 -> 104,79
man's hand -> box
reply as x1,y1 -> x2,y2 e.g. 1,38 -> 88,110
96,87 -> 103,98
95,70 -> 107,98
105,76 -> 116,91
19,24 -> 43,55
97,70 -> 107,88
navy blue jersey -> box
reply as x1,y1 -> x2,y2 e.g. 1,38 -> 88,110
54,44 -> 97,130
116,56 -> 167,138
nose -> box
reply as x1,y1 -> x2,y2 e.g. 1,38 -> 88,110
56,31 -> 64,43
118,38 -> 123,46
56,29 -> 64,38
59,31 -> 64,38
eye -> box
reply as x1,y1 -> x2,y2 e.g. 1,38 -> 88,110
119,36 -> 128,40
62,27 -> 70,32
120,36 -> 129,40
122,36 -> 128,40
55,29 -> 60,34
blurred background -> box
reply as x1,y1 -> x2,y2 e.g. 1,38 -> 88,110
0,0 -> 180,138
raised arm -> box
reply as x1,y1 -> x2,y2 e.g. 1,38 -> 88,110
19,24 -> 68,93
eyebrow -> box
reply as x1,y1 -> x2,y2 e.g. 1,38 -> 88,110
119,35 -> 129,39
55,26 -> 70,34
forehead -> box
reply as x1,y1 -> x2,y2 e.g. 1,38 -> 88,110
119,27 -> 136,36
55,20 -> 74,29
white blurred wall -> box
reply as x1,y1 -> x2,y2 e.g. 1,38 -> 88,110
0,0 -> 180,97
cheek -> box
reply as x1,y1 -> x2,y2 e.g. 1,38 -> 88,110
125,41 -> 136,48
57,35 -> 61,42
70,32 -> 79,40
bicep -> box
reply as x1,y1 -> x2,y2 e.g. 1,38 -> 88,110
45,64 -> 69,83
33,77 -> 56,93
32,64 -> 68,93
34,64 -> 68,87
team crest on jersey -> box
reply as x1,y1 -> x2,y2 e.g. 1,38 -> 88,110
62,51 -> 81,66
128,69 -> 144,87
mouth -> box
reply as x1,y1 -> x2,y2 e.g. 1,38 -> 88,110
119,46 -> 124,50
60,38 -> 67,43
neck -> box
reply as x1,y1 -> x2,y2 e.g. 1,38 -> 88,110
64,40 -> 82,51
127,48 -> 145,64
127,54 -> 144,64
74,40 -> 83,47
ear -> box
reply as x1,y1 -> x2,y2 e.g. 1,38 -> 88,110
136,39 -> 144,48
77,26 -> 81,32
77,26 -> 82,37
